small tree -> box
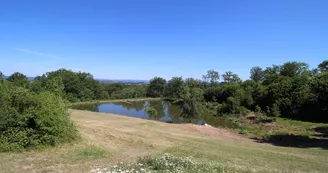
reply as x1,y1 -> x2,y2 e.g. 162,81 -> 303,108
181,88 -> 204,119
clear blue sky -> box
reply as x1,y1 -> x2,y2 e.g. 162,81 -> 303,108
1,0 -> 327,80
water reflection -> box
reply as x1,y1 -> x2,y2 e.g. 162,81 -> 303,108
71,100 -> 237,128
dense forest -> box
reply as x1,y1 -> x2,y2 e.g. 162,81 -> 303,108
0,60 -> 328,151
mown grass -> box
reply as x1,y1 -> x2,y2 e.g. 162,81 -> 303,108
1,109 -> 328,173
227,115 -> 328,140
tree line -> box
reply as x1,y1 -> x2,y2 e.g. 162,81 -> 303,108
146,60 -> 328,122
0,69 -> 147,151
1,69 -> 148,102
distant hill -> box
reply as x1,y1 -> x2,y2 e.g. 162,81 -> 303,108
3,76 -> 148,84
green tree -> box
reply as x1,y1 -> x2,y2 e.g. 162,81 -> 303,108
318,60 -> 328,72
181,88 -> 204,119
280,61 -> 309,77
147,77 -> 166,97
42,76 -> 65,96
202,70 -> 220,85
7,72 -> 29,88
262,65 -> 280,85
94,84 -> 109,100
185,78 -> 202,89
222,71 -> 241,83
43,69 -> 99,102
164,77 -> 186,100
308,73 -> 328,122
250,66 -> 264,82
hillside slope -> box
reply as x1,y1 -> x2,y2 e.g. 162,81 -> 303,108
1,110 -> 328,173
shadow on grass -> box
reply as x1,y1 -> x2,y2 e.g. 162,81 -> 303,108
314,126 -> 328,138
253,134 -> 328,150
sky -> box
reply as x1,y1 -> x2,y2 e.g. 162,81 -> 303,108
1,0 -> 327,80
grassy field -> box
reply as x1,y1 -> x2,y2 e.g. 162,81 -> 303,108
1,109 -> 328,173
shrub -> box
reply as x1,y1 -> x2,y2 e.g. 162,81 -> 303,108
257,116 -> 276,124
0,82 -> 78,151
239,129 -> 249,135
235,106 -> 251,116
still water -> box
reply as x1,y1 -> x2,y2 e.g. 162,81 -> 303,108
72,100 -> 237,128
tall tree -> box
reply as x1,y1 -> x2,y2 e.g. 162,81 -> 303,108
250,66 -> 264,82
280,61 -> 309,77
7,72 -> 29,88
318,60 -> 328,72
164,77 -> 187,100
202,70 -> 220,85
147,77 -> 166,97
222,71 -> 241,83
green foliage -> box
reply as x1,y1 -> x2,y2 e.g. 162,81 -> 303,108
222,71 -> 241,83
185,77 -> 203,89
7,72 -> 29,88
318,60 -> 328,72
94,84 -> 109,100
280,61 -> 309,77
110,85 -> 146,99
41,69 -> 100,102
145,106 -> 158,117
147,77 -> 166,97
181,88 -> 204,119
0,82 -> 78,151
202,69 -> 220,86
250,66 -> 264,82
164,77 -> 186,99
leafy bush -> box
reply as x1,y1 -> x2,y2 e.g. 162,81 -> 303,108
235,106 -> 251,116
0,82 -> 78,151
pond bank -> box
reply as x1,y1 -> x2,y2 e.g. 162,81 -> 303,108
70,98 -> 162,106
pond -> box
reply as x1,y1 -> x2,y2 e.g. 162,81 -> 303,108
72,100 -> 237,128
